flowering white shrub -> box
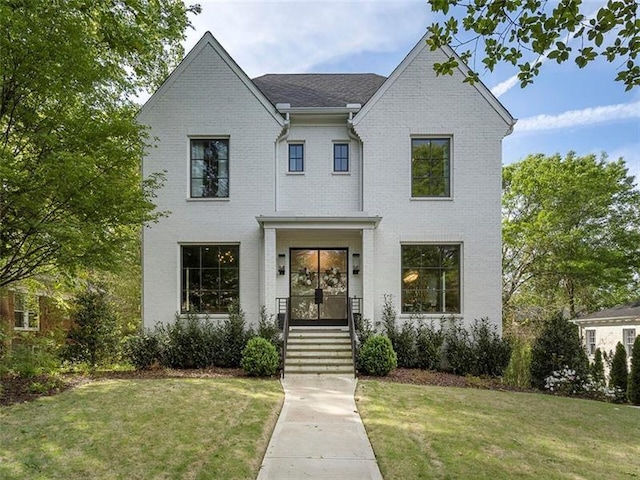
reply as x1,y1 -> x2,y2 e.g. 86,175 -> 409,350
544,365 -> 618,401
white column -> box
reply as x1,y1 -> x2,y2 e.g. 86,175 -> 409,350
362,228 -> 374,322
262,227 -> 277,316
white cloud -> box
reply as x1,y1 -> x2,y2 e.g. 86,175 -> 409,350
187,1 -> 429,77
514,101 -> 640,133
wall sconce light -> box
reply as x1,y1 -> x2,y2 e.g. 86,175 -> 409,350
278,254 -> 286,275
352,253 -> 360,275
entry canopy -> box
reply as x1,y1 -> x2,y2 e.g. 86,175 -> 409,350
256,214 -> 382,230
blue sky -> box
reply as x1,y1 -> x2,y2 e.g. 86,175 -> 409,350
182,0 -> 640,180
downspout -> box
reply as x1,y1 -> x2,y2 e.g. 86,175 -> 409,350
274,112 -> 290,212
347,112 -> 364,212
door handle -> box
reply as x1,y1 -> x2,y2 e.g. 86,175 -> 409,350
314,288 -> 324,305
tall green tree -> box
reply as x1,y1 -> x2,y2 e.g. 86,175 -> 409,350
609,341 -> 629,399
628,335 -> 640,405
502,153 -> 640,318
426,0 -> 639,90
0,0 -> 200,288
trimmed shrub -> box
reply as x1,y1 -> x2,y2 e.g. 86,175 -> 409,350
443,320 -> 474,375
218,302 -> 251,368
241,337 -> 279,377
530,313 -> 588,390
415,319 -> 444,370
609,342 -> 629,402
124,332 -> 161,370
161,314 -> 212,369
358,335 -> 397,376
393,322 -> 417,368
628,335 -> 640,405
471,318 -> 512,377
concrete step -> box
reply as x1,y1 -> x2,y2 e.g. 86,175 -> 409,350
288,329 -> 350,338
286,349 -> 352,358
285,364 -> 355,374
287,336 -> 351,344
286,343 -> 352,351
285,357 -> 353,368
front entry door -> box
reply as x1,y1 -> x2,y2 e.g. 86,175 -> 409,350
290,248 -> 348,326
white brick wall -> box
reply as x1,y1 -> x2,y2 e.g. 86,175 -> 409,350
353,46 -> 508,330
139,42 -> 283,327
139,35 -> 511,331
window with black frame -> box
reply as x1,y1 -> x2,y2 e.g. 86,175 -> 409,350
181,245 -> 239,313
190,139 -> 229,198
411,138 -> 451,197
289,143 -> 304,172
333,143 -> 349,172
401,244 -> 460,313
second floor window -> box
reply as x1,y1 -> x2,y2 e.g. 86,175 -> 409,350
333,143 -> 349,172
191,139 -> 229,198
289,144 -> 304,172
411,138 -> 451,197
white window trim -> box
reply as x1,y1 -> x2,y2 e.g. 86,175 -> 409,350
13,293 -> 40,331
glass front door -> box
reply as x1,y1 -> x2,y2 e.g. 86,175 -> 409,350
290,248 -> 348,325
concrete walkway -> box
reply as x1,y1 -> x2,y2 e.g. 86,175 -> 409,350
256,375 -> 383,480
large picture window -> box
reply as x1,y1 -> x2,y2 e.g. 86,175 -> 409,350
411,138 -> 451,197
181,245 -> 239,313
190,139 -> 229,198
401,244 -> 460,313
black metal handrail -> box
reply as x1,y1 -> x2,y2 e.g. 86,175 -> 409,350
348,297 -> 361,377
277,297 -> 290,378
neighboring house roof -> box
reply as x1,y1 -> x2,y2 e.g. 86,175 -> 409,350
574,300 -> 640,324
252,73 -> 387,108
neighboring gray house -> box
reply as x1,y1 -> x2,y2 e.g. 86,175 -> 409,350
574,301 -> 640,368
137,32 -> 514,372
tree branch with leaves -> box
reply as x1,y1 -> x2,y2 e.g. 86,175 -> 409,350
427,0 -> 639,90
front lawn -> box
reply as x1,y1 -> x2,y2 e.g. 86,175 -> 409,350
0,377 -> 283,480
357,380 -> 640,480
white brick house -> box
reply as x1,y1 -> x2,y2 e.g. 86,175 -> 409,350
138,32 -> 515,332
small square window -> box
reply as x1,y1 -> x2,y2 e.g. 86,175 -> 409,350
289,144 -> 304,172
333,143 -> 349,172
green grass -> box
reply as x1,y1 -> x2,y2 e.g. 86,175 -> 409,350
0,378 -> 283,480
357,380 -> 640,480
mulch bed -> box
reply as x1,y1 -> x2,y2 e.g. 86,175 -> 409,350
1,367 -> 526,407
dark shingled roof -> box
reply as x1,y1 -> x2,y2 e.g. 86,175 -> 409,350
252,73 -> 387,108
578,300 -> 640,320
